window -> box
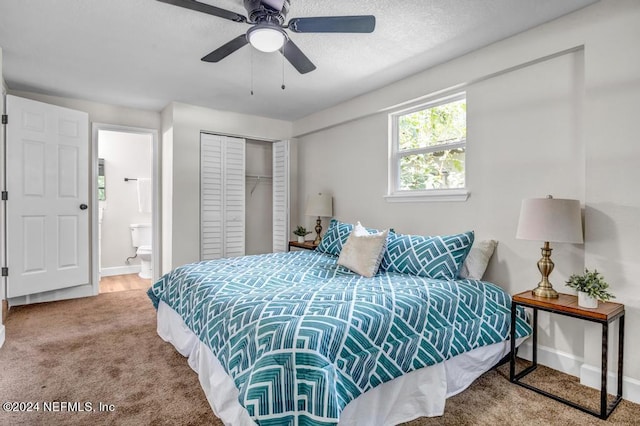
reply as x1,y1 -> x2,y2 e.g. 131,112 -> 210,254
388,93 -> 468,201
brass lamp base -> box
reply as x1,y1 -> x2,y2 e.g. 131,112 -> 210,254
531,241 -> 559,299
532,285 -> 559,298
313,217 -> 323,245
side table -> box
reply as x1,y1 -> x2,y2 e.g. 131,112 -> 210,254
288,240 -> 318,251
509,291 -> 625,419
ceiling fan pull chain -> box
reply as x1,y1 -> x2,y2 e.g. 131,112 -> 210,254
250,48 -> 255,96
281,43 -> 286,90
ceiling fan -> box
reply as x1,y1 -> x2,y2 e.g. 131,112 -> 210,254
157,0 -> 376,74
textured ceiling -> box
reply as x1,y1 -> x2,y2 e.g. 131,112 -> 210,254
0,0 -> 598,121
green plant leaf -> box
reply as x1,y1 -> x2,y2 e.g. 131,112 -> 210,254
565,268 -> 615,301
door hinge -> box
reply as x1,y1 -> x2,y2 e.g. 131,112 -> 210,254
1,267 -> 7,277
1,191 -> 6,201
1,114 -> 7,125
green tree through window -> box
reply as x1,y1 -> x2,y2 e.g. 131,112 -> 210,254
392,96 -> 466,192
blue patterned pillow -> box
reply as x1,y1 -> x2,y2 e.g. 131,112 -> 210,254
316,219 -> 389,256
380,231 -> 475,279
315,219 -> 355,256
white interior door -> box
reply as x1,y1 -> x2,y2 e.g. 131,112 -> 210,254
6,95 -> 89,299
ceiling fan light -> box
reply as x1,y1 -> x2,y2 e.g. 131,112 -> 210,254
248,26 -> 286,52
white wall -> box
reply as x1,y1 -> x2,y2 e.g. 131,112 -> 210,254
162,102 -> 292,269
293,0 -> 640,402
98,130 -> 152,272
161,103 -> 173,275
1,46 -> 6,347
8,90 -> 160,131
581,1 -> 640,395
246,139 -> 273,255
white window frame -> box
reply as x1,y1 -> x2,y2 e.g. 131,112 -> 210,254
386,92 -> 469,202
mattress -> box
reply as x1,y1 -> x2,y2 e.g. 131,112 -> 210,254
148,250 -> 531,425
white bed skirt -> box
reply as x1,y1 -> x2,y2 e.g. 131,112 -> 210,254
157,301 -> 522,426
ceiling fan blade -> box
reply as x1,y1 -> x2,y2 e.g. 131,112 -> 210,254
201,34 -> 249,62
280,39 -> 316,74
288,15 -> 375,33
261,0 -> 285,12
157,0 -> 247,23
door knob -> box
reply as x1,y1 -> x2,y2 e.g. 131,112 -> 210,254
80,204 -> 88,210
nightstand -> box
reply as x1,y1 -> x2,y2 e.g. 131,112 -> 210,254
288,240 -> 318,251
509,291 -> 625,419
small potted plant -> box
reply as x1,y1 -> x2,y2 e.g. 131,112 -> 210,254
565,269 -> 615,308
293,226 -> 311,243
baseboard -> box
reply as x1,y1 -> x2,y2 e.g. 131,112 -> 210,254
517,339 -> 584,377
517,340 -> 640,404
100,265 -> 140,277
580,363 -> 640,404
1,298 -> 7,348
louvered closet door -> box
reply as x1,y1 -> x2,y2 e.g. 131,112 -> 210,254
223,138 -> 245,257
272,140 -> 289,253
201,135 -> 223,260
200,134 -> 246,260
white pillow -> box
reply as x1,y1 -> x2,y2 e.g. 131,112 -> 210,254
338,229 -> 389,278
458,240 -> 498,280
352,221 -> 371,236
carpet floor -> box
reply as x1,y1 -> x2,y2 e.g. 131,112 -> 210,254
0,288 -> 638,425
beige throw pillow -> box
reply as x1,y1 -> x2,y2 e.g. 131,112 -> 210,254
458,239 -> 498,280
338,229 -> 389,278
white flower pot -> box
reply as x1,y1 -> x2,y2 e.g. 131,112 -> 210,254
578,291 -> 598,309
297,236 -> 305,243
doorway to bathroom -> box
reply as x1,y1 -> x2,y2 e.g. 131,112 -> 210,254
92,124 -> 159,294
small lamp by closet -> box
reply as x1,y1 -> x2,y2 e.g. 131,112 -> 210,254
305,192 -> 333,245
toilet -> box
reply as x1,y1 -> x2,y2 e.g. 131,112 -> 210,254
129,223 -> 152,279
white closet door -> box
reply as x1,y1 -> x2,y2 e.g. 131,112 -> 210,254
201,134 -> 224,260
200,133 -> 245,260
272,140 -> 289,253
223,138 -> 245,258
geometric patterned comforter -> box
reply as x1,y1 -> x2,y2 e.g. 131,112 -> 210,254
148,250 -> 531,425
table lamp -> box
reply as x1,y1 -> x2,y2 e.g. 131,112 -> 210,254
516,195 -> 583,298
305,192 -> 333,245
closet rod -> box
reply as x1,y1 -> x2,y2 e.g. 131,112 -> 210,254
248,174 -> 273,196
245,174 -> 272,179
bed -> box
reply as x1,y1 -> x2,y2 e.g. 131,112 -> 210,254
148,223 -> 531,425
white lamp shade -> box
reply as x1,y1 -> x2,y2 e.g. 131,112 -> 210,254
248,26 -> 286,53
305,192 -> 333,217
516,197 -> 583,244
